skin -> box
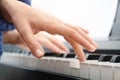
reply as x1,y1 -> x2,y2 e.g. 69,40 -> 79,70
3,30 -> 70,54
0,0 -> 98,62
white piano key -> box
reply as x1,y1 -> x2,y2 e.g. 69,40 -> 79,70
21,55 -> 28,67
48,57 -> 56,72
61,58 -> 79,76
101,62 -> 114,80
40,57 -> 49,71
27,56 -> 38,69
80,60 -> 97,79
55,58 -> 63,74
18,54 -> 25,66
114,63 -> 120,80
11,53 -> 21,65
70,59 -> 80,77
36,58 -> 43,70
62,58 -> 71,75
5,53 -> 16,64
89,62 -> 101,80
1,52 -> 10,63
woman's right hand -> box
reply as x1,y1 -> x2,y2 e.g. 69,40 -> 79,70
1,0 -> 98,62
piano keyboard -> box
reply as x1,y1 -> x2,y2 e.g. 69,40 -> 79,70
1,44 -> 120,80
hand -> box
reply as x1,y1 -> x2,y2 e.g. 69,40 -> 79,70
1,0 -> 98,62
3,30 -> 69,54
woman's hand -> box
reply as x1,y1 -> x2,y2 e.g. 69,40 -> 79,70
1,0 -> 98,62
3,30 -> 69,54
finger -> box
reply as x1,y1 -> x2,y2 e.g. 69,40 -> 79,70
39,12 -> 89,34
38,11 -> 89,34
36,36 -> 67,54
48,37 -> 70,53
79,27 -> 89,34
65,23 -> 98,48
65,23 -> 89,34
38,19 -> 96,52
15,21 -> 44,58
42,34 -> 70,53
65,37 -> 86,62
51,23 -> 95,52
66,29 -> 96,52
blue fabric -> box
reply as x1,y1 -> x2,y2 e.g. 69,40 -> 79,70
0,0 -> 31,56
19,0 -> 31,5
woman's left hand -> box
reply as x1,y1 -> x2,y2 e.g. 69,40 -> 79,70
3,30 -> 70,54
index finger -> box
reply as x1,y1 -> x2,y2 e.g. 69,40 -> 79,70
14,20 -> 44,58
65,37 -> 86,62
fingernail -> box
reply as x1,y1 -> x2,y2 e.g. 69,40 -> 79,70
89,45 -> 96,52
60,51 -> 69,54
92,41 -> 98,48
64,49 -> 70,53
36,49 -> 44,57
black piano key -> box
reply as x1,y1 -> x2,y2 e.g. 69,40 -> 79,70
115,56 -> 120,63
98,55 -> 113,62
110,55 -> 120,63
44,52 -> 65,57
57,54 -> 65,57
19,49 -> 27,54
86,54 -> 101,60
65,53 -> 76,58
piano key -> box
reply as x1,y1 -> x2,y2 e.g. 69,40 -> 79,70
55,58 -> 63,74
80,60 -> 98,79
44,52 -> 59,57
1,52 -> 10,63
18,53 -> 26,66
54,54 -> 66,74
65,53 -> 76,58
11,53 -> 21,65
86,54 -> 101,60
114,56 -> 120,63
61,53 -> 77,75
39,53 -> 64,73
62,58 -> 71,75
100,62 -> 114,80
14,50 -> 30,67
98,55 -> 113,62
37,53 -> 59,71
42,53 -> 66,72
79,53 -> 101,79
22,55 -> 29,67
36,57 -> 43,70
27,55 -> 38,69
4,53 -> 17,64
47,57 -> 57,72
40,57 -> 50,71
89,62 -> 101,80
114,63 -> 120,80
70,59 -> 80,77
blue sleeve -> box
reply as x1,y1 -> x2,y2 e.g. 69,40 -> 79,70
0,17 -> 15,31
0,0 -> 32,31
19,0 -> 32,5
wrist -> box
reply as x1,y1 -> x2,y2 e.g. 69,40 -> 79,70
0,0 -> 31,23
0,0 -> 15,23
3,30 -> 20,44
